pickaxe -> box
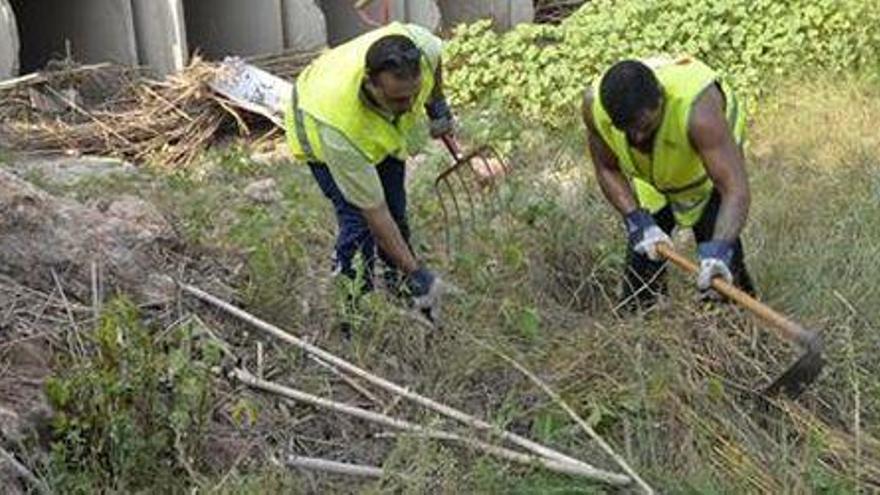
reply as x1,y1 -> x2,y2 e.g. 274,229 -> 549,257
656,243 -> 824,399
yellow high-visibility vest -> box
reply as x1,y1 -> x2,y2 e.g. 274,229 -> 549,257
285,22 -> 436,165
593,57 -> 746,226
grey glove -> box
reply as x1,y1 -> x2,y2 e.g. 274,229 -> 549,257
697,240 -> 734,297
407,267 -> 444,324
426,98 -> 455,139
625,209 -> 671,261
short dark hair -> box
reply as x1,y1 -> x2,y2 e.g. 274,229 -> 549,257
599,60 -> 662,129
365,35 -> 422,81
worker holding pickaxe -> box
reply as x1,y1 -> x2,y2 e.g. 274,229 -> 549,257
285,23 -> 455,325
581,56 -> 756,311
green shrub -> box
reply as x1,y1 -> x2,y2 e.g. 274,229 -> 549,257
445,0 -> 880,126
45,299 -> 222,493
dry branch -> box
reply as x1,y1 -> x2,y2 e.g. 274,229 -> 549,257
0,446 -> 49,494
285,455 -> 385,479
181,283 -> 623,480
234,368 -> 631,485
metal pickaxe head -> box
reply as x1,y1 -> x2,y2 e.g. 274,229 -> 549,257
762,332 -> 825,399
433,135 -> 511,255
655,244 -> 825,399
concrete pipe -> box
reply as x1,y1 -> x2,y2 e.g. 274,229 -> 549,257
10,0 -> 139,74
320,0 -> 441,46
182,0 -> 286,59
0,0 -> 18,78
131,0 -> 187,76
387,0 -> 441,32
281,0 -> 328,52
438,0 -> 534,31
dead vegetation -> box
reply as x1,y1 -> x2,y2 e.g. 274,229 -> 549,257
0,50 -> 320,169
534,0 -> 587,24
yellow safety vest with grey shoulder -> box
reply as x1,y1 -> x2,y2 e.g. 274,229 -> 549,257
285,22 -> 436,166
592,57 -> 746,227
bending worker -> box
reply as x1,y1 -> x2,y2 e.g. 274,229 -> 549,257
285,22 -> 454,321
581,56 -> 756,310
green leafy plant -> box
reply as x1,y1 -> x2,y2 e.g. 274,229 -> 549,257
45,298 -> 222,493
445,0 -> 880,126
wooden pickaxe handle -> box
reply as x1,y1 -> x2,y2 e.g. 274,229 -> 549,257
655,243 -> 819,350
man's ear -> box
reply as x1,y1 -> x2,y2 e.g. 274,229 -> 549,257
363,71 -> 377,89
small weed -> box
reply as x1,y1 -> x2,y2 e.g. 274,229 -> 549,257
45,298 -> 222,493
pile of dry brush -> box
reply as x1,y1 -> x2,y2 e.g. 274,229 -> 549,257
0,51 -> 320,169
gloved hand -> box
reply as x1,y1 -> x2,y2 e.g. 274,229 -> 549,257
624,209 -> 671,261
426,98 -> 455,139
406,266 -> 444,324
697,240 -> 734,293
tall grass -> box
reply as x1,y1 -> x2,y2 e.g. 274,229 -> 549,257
31,73 -> 880,492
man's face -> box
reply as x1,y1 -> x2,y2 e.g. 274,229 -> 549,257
369,71 -> 422,116
624,98 -> 664,150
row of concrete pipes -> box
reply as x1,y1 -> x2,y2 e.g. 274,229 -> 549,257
0,0 -> 534,80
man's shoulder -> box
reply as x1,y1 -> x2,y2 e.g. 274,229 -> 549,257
689,85 -> 726,129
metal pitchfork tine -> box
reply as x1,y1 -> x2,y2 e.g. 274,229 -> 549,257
434,135 -> 512,255
655,244 -> 825,399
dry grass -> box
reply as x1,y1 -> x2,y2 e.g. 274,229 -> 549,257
0,60 -> 230,167
749,75 -> 880,170
0,50 -> 320,169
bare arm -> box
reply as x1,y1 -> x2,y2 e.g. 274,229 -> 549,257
581,89 -> 639,215
362,204 -> 419,274
317,125 -> 420,275
689,86 -> 750,241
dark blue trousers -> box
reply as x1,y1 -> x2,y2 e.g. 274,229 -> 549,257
309,157 -> 410,291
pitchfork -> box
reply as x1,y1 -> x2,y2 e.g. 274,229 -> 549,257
434,134 -> 511,255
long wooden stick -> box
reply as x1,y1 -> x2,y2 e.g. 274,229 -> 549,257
655,244 -> 819,349
234,369 -> 630,485
181,284 -> 607,474
0,446 -> 50,494
464,335 -> 655,494
285,455 -> 385,479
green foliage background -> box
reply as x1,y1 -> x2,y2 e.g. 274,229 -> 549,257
445,0 -> 880,126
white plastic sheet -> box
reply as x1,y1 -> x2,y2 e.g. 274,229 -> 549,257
209,58 -> 293,128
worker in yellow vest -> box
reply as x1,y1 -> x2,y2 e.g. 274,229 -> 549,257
286,23 -> 453,322
581,57 -> 756,311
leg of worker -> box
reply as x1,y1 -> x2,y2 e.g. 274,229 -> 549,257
309,162 -> 377,292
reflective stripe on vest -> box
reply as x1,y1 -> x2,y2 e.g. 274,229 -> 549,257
290,83 -> 315,161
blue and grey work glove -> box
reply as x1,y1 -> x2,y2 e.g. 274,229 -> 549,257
697,240 -> 734,296
407,267 -> 444,324
426,98 -> 455,139
625,209 -> 671,261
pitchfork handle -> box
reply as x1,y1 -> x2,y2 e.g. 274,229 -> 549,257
655,243 -> 818,350
440,134 -> 463,161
